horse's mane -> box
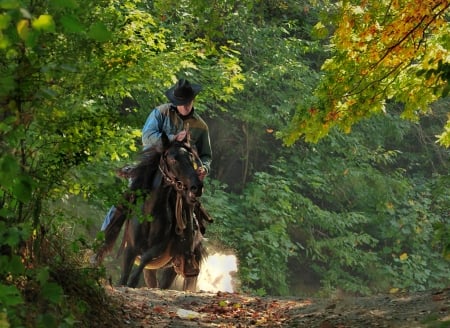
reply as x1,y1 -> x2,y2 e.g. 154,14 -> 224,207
128,144 -> 163,193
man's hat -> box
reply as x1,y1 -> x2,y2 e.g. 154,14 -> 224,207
165,79 -> 202,105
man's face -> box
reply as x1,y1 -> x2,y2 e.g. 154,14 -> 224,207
177,100 -> 194,116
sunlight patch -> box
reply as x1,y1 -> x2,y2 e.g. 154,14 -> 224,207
197,253 -> 238,293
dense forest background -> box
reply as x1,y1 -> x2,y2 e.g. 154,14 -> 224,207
1,0 -> 449,326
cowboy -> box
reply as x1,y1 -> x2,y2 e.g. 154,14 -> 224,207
142,78 -> 211,178
100,78 -> 212,231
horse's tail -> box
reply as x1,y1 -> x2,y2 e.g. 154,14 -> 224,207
196,240 -> 208,265
93,206 -> 128,265
116,218 -> 131,258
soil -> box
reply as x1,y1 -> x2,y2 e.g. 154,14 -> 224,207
106,286 -> 450,328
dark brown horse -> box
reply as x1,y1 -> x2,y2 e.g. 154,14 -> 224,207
94,133 -> 206,290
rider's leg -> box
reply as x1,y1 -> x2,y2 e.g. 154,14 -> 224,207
101,205 -> 117,231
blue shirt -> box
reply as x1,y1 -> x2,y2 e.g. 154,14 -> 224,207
142,103 -> 212,173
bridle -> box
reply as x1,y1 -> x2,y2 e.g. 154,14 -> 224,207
158,141 -> 202,235
158,142 -> 201,191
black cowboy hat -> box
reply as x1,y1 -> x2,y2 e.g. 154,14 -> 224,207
165,79 -> 202,105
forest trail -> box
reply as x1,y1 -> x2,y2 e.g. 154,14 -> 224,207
106,286 -> 449,327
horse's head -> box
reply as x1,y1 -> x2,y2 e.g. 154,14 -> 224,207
160,133 -> 203,204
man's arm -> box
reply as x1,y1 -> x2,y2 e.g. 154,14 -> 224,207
198,129 -> 212,174
142,106 -> 176,148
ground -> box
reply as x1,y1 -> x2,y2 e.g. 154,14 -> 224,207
106,286 -> 449,327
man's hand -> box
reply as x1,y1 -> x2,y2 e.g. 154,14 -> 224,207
197,166 -> 207,181
175,130 -> 187,142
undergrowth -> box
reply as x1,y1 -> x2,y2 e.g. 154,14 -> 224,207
2,228 -> 124,328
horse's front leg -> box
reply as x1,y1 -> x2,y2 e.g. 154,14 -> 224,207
158,267 -> 178,289
143,269 -> 157,288
127,242 -> 169,288
119,246 -> 137,286
183,276 -> 198,292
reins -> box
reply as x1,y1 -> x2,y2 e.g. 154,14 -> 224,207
159,155 -> 186,192
158,142 -> 200,235
158,124 -> 202,191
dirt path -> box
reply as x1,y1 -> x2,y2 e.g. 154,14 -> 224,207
107,286 -> 449,327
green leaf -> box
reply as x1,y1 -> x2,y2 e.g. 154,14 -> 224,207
0,74 -> 15,94
38,314 -> 56,327
0,13 -> 11,29
0,284 -> 23,307
36,267 -> 50,285
4,227 -> 21,247
60,15 -> 84,33
11,176 -> 33,202
50,0 -> 78,9
0,207 -> 14,218
40,282 -> 63,304
0,34 -> 10,49
0,0 -> 20,9
0,155 -> 19,177
87,22 -> 111,42
8,255 -> 25,275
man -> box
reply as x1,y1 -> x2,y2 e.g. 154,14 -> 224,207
142,78 -> 211,177
100,78 -> 212,230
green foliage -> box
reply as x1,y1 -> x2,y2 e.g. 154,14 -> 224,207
282,113 -> 449,295
3,228 -> 121,328
207,107 -> 448,296
0,220 -> 28,313
1,1 -> 448,319
380,176 -> 450,290
0,285 -> 22,307
235,171 -> 298,296
0,0 -> 243,325
203,175 -> 297,296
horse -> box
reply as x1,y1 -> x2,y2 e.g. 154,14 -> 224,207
93,132 -> 207,291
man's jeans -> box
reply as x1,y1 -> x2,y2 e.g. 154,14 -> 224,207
101,206 -> 116,231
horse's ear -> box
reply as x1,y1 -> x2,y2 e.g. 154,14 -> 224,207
161,131 -> 170,149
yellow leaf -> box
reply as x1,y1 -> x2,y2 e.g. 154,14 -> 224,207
131,129 -> 142,137
399,253 -> 408,261
70,183 -> 81,195
32,14 -> 55,32
389,287 -> 399,294
314,21 -> 325,30
111,152 -> 120,161
16,19 -> 30,40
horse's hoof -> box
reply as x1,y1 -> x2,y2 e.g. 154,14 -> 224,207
183,257 -> 200,277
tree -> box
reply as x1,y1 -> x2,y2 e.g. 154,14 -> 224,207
206,109 -> 449,296
284,0 -> 450,146
0,0 -> 243,325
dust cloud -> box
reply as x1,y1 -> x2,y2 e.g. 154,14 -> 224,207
197,253 -> 238,293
